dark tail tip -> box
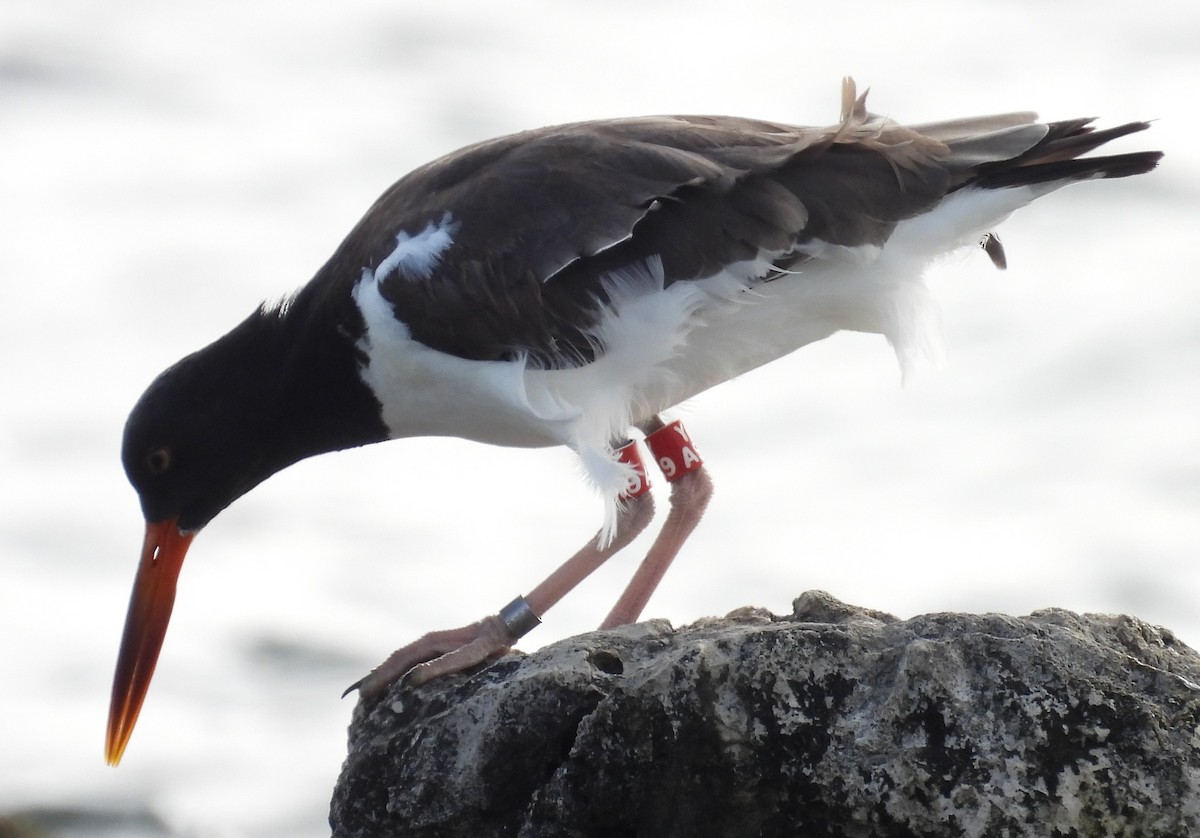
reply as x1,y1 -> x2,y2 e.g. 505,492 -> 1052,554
975,149 -> 1163,189
969,115 -> 1162,190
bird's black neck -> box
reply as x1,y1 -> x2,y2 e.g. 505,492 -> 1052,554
124,270 -> 391,531
261,281 -> 390,469
192,279 -> 389,485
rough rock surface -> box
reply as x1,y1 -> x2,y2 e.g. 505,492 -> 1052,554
330,591 -> 1200,837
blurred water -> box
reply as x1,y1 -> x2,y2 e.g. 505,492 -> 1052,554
2,0 -> 1197,835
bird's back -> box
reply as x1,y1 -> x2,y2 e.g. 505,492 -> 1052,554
335,79 -> 1158,376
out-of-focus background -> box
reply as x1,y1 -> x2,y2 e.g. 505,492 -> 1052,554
2,1 -> 1196,835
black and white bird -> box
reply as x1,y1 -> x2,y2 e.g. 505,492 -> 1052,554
106,79 -> 1161,764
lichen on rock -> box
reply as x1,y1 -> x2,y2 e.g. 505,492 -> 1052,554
331,591 -> 1200,837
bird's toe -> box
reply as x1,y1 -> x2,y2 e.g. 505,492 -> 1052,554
348,616 -> 514,701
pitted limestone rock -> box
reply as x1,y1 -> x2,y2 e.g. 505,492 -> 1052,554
331,592 -> 1200,837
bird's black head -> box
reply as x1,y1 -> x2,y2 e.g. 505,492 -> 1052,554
122,320 -> 284,532
110,308 -> 299,766
109,294 -> 387,764
121,298 -> 388,532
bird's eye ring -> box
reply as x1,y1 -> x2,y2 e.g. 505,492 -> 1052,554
145,447 -> 172,476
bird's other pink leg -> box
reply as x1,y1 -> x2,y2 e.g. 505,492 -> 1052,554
600,417 -> 712,629
350,485 -> 656,700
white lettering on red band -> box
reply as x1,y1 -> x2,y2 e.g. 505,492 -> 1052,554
645,420 -> 703,482
615,440 -> 651,498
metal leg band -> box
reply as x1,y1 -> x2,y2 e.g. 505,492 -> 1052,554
498,595 -> 542,640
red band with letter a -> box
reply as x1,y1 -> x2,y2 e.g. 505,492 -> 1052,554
615,440 -> 651,498
645,420 -> 703,482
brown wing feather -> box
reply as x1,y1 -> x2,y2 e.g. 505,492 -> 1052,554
314,79 -> 1158,365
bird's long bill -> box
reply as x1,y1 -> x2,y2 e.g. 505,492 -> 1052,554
105,518 -> 195,765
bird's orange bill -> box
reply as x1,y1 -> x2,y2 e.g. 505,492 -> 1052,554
105,518 -> 195,766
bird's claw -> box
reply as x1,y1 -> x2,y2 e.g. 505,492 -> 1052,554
344,615 -> 515,701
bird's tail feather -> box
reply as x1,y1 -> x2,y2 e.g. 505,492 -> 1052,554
966,118 -> 1162,190
972,148 -> 1163,189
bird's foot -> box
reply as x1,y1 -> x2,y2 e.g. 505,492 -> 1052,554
345,615 -> 517,701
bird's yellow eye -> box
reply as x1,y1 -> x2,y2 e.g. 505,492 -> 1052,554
145,447 -> 172,476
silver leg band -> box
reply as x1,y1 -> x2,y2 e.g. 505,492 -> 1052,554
498,595 -> 542,640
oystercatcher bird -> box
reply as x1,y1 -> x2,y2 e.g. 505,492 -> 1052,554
106,79 -> 1161,764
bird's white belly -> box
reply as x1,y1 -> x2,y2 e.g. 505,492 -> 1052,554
523,243 -> 938,446
354,242 -> 940,464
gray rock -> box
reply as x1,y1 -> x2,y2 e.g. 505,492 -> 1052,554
330,591 -> 1200,837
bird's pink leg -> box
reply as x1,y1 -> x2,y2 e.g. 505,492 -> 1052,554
351,488 -> 656,700
599,465 -> 712,628
601,417 -> 713,628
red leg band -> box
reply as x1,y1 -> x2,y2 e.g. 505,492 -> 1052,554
645,420 -> 703,482
615,440 -> 651,498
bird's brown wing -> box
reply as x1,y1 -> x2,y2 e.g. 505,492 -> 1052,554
322,79 -> 1148,366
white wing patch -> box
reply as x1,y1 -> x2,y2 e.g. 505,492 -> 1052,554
375,212 -> 460,283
